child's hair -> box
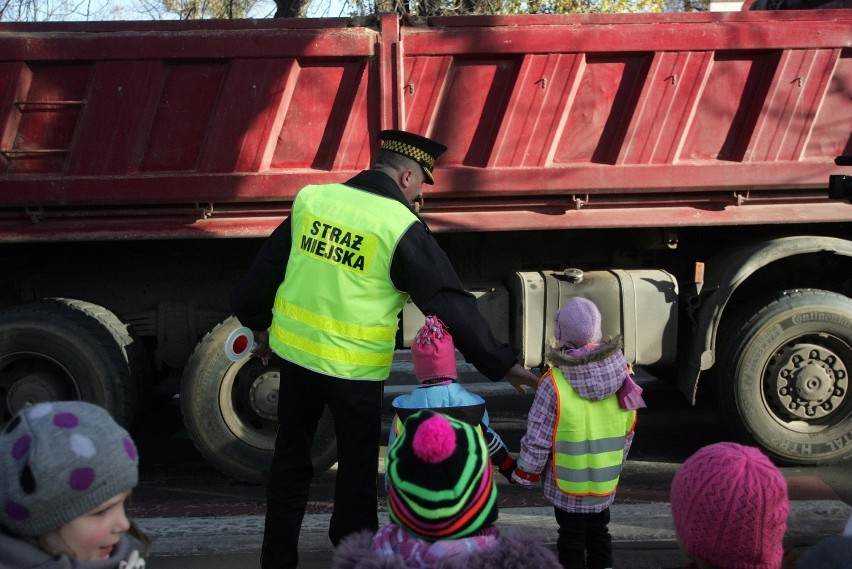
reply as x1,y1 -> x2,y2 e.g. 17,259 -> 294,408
554,297 -> 602,349
385,409 -> 497,541
412,316 -> 457,384
670,442 -> 789,569
0,401 -> 139,538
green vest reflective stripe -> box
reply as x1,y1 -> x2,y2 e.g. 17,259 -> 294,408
548,368 -> 636,497
269,183 -> 418,380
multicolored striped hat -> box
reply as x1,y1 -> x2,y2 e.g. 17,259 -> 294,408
386,409 -> 498,541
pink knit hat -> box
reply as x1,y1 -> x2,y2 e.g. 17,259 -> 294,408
412,316 -> 457,383
555,297 -> 602,349
670,442 -> 789,569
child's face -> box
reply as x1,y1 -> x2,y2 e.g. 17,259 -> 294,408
41,490 -> 131,561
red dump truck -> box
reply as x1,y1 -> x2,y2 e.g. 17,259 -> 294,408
1,10 -> 850,483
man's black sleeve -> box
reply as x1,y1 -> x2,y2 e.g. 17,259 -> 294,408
229,217 -> 292,331
390,222 -> 517,382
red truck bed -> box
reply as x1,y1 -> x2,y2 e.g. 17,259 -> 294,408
0,11 -> 850,240
1,11 -> 851,478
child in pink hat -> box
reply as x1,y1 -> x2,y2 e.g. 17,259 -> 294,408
671,442 -> 791,569
388,316 -> 517,482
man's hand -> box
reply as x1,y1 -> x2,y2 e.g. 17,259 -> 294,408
504,363 -> 539,394
252,329 -> 273,366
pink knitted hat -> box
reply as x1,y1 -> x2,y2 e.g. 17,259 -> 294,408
670,442 -> 789,569
555,297 -> 602,349
412,316 -> 457,383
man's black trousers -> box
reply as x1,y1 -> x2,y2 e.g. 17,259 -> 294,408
261,355 -> 383,569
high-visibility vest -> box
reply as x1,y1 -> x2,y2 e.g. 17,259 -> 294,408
547,367 -> 636,496
269,183 -> 418,380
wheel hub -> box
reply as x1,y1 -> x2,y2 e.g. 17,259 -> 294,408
773,343 -> 848,420
2,363 -> 75,421
248,371 -> 279,421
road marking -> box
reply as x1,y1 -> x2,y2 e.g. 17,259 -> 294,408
139,500 -> 852,557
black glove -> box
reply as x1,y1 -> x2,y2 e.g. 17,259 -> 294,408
485,429 -> 516,483
497,455 -> 517,484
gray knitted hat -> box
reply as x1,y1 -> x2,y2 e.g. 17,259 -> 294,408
0,401 -> 138,536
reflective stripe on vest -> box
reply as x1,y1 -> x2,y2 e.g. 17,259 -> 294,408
269,183 -> 417,380
548,368 -> 636,497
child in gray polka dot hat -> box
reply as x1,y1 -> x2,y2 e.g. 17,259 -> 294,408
0,401 -> 147,568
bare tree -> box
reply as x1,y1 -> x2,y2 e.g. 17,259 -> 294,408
0,0 -> 279,20
1,0 -> 116,21
161,0 -> 265,18
351,0 -> 707,17
272,0 -> 309,16
1,0 -> 706,22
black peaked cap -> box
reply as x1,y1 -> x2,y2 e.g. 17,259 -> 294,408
379,130 -> 448,184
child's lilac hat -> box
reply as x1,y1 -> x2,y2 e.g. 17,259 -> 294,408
0,401 -> 138,536
670,442 -> 789,569
412,316 -> 457,383
555,297 -> 602,349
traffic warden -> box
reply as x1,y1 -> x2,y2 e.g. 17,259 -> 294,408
229,129 -> 539,569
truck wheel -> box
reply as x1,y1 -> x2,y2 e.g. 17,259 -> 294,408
59,299 -> 151,426
0,298 -> 140,428
716,289 -> 852,464
180,317 -> 337,484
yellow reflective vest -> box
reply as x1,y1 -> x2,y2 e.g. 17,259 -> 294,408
547,367 -> 636,496
269,183 -> 418,380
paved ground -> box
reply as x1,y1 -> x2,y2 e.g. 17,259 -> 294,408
140,497 -> 851,568
129,362 -> 852,568
132,457 -> 852,568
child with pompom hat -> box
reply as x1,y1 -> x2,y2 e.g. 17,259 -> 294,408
333,409 -> 560,568
512,297 -> 642,569
388,316 -> 517,482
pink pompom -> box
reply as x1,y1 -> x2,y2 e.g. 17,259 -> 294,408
411,414 -> 456,463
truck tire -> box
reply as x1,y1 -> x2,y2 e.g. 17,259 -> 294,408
180,317 -> 337,484
60,299 -> 152,426
716,289 -> 852,464
0,298 -> 141,428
